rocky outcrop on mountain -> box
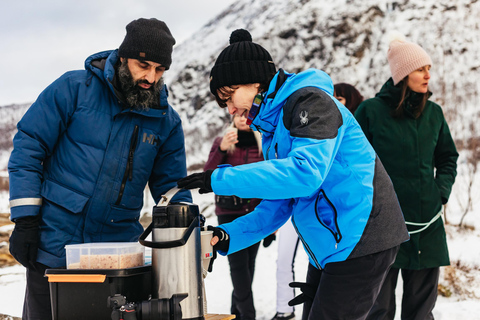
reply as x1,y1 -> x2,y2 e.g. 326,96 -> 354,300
165,0 -> 480,169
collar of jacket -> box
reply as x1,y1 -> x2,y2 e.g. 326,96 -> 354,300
85,50 -> 170,116
376,78 -> 432,118
252,68 -> 334,134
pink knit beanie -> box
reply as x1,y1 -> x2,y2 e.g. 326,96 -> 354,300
387,32 -> 432,85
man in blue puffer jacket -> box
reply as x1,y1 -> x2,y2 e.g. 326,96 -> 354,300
178,29 -> 409,320
8,18 -> 191,319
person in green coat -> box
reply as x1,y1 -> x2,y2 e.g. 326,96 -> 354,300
355,34 -> 458,320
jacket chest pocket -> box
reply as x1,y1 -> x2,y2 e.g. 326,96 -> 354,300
116,126 -> 160,206
315,190 -> 342,247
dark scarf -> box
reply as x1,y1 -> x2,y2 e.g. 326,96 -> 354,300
236,130 -> 257,147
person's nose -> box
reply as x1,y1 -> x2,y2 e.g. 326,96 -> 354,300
145,67 -> 156,84
227,104 -> 236,115
425,70 -> 431,80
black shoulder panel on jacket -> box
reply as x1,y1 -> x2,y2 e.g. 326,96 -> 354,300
283,87 -> 343,140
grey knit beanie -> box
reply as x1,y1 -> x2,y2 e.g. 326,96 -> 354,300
119,18 -> 176,69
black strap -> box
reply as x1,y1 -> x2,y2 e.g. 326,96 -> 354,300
138,216 -> 200,249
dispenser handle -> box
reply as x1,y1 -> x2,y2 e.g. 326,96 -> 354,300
157,186 -> 183,207
138,215 -> 201,249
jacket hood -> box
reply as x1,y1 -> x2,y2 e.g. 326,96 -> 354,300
253,68 -> 334,133
84,50 -> 118,85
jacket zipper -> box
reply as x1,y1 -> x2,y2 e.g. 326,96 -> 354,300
315,190 -> 342,249
291,214 -> 322,269
265,142 -> 278,161
116,125 -> 139,205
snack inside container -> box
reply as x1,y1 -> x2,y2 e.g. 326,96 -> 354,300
66,242 -> 145,269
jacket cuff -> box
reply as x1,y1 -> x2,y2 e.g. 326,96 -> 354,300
10,205 -> 41,222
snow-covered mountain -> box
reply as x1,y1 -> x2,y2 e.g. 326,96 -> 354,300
0,104 -> 30,171
164,0 -> 480,169
1,0 -> 479,169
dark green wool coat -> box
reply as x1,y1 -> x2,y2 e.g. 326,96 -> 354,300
355,78 -> 458,270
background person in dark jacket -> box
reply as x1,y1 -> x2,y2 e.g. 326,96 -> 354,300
355,33 -> 458,320
204,113 -> 264,320
8,18 -> 191,320
333,83 -> 364,114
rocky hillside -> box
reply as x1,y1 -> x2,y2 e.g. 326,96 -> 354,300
1,0 -> 479,170
164,0 -> 480,169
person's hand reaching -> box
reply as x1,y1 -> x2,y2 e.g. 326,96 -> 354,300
177,170 -> 214,194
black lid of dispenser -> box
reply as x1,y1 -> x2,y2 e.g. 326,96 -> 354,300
152,203 -> 200,228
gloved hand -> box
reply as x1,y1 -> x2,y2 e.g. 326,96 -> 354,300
9,216 -> 40,269
177,170 -> 214,194
205,225 -> 230,273
207,225 -> 230,253
288,281 -> 318,306
262,233 -> 276,248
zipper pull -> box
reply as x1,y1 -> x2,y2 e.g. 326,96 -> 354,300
335,242 -> 338,250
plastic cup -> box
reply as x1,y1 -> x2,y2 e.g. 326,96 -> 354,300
200,230 -> 213,277
226,127 -> 238,135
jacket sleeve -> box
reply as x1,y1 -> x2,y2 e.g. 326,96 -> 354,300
434,112 -> 458,204
8,73 -> 79,221
211,88 -> 343,200
203,137 -> 227,171
149,115 -> 192,204
218,198 -> 293,255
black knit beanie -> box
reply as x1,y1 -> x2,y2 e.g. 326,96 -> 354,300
118,18 -> 176,69
210,29 -> 276,95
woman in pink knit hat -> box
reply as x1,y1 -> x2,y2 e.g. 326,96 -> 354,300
355,33 -> 459,319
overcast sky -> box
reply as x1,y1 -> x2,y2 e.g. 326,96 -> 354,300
0,0 -> 235,106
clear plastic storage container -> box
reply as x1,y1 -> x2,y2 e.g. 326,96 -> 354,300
66,242 -> 144,269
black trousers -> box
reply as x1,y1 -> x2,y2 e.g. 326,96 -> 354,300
23,262 -> 52,320
302,246 -> 399,320
366,267 -> 439,320
218,214 -> 261,320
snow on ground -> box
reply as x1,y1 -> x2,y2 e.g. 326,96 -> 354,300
1,190 -> 480,319
0,191 -> 9,214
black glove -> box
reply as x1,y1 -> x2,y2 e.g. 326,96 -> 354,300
9,216 -> 41,269
177,170 -> 213,194
262,233 -> 276,248
288,281 -> 318,306
207,225 -> 230,253
205,226 -> 230,273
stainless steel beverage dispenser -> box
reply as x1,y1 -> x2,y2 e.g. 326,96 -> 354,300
139,187 -> 204,320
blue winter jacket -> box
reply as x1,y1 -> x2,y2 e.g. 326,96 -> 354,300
8,50 -> 191,267
211,69 -> 409,269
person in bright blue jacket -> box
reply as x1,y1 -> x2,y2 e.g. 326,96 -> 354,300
8,18 -> 191,320
178,29 -> 409,320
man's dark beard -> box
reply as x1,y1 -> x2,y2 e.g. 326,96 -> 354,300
117,59 -> 163,110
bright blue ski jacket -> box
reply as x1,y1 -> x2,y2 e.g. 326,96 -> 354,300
212,69 -> 409,269
8,50 -> 191,267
